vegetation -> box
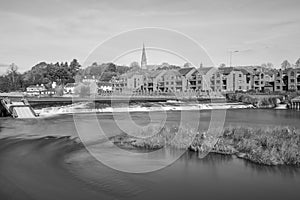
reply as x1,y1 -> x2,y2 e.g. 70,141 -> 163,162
112,125 -> 300,166
0,60 -> 81,92
0,60 -> 130,92
226,93 -> 281,108
83,62 -> 131,82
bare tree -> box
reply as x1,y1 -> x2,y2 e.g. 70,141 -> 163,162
7,63 -> 18,84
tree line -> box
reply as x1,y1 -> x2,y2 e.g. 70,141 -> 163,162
0,59 -> 81,92
0,60 -> 132,92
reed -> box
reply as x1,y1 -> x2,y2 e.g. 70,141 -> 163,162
112,125 -> 300,166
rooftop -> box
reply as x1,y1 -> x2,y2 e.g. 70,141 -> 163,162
178,67 -> 195,76
198,67 -> 214,75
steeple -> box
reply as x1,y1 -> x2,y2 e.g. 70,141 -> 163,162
141,43 -> 147,69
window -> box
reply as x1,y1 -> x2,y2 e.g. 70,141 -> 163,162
239,74 -> 242,78
291,71 -> 295,77
291,79 -> 295,83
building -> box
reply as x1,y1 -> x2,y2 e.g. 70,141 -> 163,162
64,83 -> 79,94
26,84 -> 47,96
286,68 -> 300,91
250,68 -> 266,91
26,84 -> 56,96
198,67 -> 217,91
97,82 -> 112,92
111,70 -> 146,92
274,69 -> 286,92
144,70 -> 166,92
82,75 -> 98,83
141,43 -> 147,70
208,67 -> 252,92
188,70 -> 203,91
157,70 -> 183,92
178,67 -> 197,91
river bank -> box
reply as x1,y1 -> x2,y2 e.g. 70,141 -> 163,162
111,126 -> 300,166
226,93 -> 283,108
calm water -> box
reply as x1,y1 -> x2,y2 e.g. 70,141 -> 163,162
0,109 -> 300,200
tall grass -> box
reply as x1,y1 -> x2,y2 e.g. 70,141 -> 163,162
112,125 -> 300,166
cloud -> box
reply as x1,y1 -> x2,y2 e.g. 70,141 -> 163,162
0,0 -> 299,68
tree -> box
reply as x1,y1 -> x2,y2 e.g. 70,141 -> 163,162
266,63 -> 274,69
7,63 -> 18,84
0,76 -> 10,92
183,62 -> 192,68
55,85 -> 64,96
105,63 -> 116,72
261,62 -> 274,69
74,83 -> 90,97
219,63 -> 226,68
129,61 -> 140,71
116,65 -> 130,74
281,60 -> 291,70
295,58 -> 300,68
69,59 -> 81,76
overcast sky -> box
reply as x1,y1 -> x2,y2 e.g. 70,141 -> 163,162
0,0 -> 299,72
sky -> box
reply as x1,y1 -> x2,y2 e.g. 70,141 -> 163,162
0,0 -> 300,73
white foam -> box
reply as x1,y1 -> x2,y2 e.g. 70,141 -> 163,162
36,102 -> 254,117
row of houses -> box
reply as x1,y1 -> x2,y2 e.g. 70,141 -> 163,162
110,66 -> 300,93
111,67 -> 215,93
24,67 -> 300,97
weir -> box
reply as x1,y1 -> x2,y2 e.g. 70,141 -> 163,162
291,96 -> 300,110
0,98 -> 38,118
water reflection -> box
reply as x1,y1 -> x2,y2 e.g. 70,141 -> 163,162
243,159 -> 300,179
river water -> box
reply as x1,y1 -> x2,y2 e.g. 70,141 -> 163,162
0,109 -> 300,200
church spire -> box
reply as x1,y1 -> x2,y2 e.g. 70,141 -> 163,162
141,43 -> 147,69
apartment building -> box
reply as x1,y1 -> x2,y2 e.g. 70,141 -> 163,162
111,70 -> 146,92
286,68 -> 300,91
187,70 -> 203,91
210,67 -> 250,92
198,67 -> 217,91
143,70 -> 166,92
157,70 -> 183,92
178,67 -> 197,91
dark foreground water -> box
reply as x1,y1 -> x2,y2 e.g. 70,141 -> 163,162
0,109 -> 300,200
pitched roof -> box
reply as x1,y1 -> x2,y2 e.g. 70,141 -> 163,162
148,70 -> 165,78
218,67 -> 234,75
178,67 -> 195,76
234,68 -> 250,75
198,67 -> 214,75
65,83 -> 78,87
163,70 -> 181,76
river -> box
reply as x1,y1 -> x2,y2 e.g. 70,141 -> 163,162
0,109 -> 300,200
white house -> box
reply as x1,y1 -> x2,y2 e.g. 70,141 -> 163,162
64,83 -> 78,94
26,84 -> 46,96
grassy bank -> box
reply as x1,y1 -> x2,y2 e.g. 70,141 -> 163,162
112,126 -> 300,166
226,93 -> 282,108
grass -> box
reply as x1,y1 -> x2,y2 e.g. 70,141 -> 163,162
111,125 -> 300,166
